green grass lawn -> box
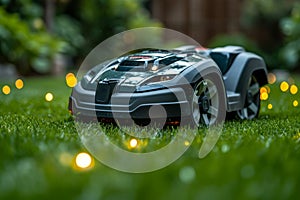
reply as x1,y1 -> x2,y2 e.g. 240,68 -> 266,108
1,75 -> 300,200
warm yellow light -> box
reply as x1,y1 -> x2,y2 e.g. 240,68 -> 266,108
65,72 -> 75,79
267,104 -> 273,109
65,73 -> 77,88
15,79 -> 24,89
280,81 -> 289,92
293,100 -> 298,107
45,92 -> 54,101
290,84 -> 298,95
267,73 -> 276,84
129,138 -> 138,148
260,92 -> 268,100
260,86 -> 271,94
184,141 -> 190,146
2,85 -> 11,95
75,152 -> 92,169
66,76 -> 77,88
260,87 -> 267,94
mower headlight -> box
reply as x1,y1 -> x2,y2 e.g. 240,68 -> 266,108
141,74 -> 177,85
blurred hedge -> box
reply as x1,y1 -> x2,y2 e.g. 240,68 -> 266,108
280,2 -> 300,69
0,7 -> 67,74
0,0 -> 159,75
210,0 -> 300,70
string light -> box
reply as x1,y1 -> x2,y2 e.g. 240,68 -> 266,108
260,92 -> 268,101
15,79 -> 24,89
260,87 -> 268,94
280,81 -> 289,92
2,85 -> 10,95
45,92 -> 54,101
129,138 -> 138,148
65,72 -> 75,79
75,152 -> 93,169
184,141 -> 190,146
267,104 -> 273,110
290,84 -> 298,95
293,100 -> 298,107
65,73 -> 77,88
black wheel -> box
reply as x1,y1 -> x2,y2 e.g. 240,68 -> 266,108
236,75 -> 260,120
191,75 -> 225,127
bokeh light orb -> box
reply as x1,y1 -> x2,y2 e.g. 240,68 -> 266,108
129,138 -> 138,148
290,84 -> 298,95
260,87 -> 268,94
179,166 -> 196,183
267,104 -> 273,110
260,92 -> 268,101
65,72 -> 75,79
15,79 -> 24,89
280,81 -> 289,92
184,141 -> 190,146
65,73 -> 77,88
2,85 -> 11,95
45,92 -> 54,101
293,100 -> 298,107
267,73 -> 276,84
75,152 -> 92,169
